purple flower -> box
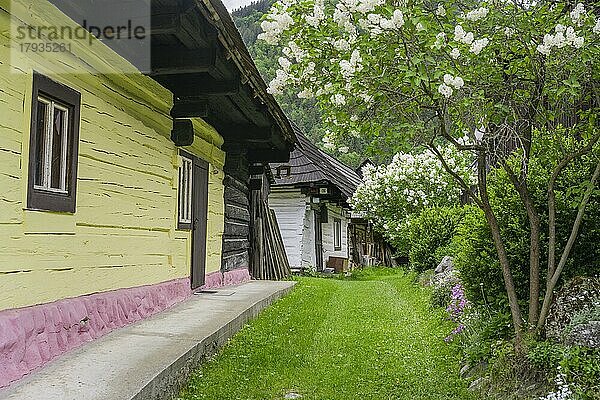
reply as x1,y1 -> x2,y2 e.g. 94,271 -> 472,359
444,283 -> 469,342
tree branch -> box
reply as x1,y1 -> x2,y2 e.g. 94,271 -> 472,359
538,157 -> 600,331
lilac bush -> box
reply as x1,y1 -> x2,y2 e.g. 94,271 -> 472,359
444,282 -> 470,342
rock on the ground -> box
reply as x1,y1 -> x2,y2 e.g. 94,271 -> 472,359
468,377 -> 487,392
284,392 -> 303,399
565,321 -> 600,348
545,276 -> 600,341
435,256 -> 454,274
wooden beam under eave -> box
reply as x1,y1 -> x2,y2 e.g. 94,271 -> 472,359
157,75 -> 240,96
248,148 -> 292,164
215,124 -> 272,141
150,47 -> 217,76
170,99 -> 209,118
150,6 -> 181,35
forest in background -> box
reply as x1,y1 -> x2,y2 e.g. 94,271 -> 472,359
231,0 -> 367,168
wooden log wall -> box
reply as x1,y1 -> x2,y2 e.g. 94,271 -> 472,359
349,222 -> 399,267
221,151 -> 251,272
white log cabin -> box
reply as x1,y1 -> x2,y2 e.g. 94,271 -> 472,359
269,129 -> 363,272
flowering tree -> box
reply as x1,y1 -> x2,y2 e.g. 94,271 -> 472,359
259,0 -> 600,336
350,148 -> 473,247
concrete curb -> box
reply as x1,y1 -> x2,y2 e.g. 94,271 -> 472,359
0,280 -> 297,400
133,281 -> 296,400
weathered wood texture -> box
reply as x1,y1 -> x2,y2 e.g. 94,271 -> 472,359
268,190 -> 307,269
0,1 -> 225,311
221,152 -> 251,272
269,190 -> 351,271
349,222 -> 399,267
249,174 -> 291,280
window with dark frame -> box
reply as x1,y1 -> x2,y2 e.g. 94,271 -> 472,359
334,218 -> 342,251
177,153 -> 193,230
27,73 -> 81,213
276,165 -> 291,178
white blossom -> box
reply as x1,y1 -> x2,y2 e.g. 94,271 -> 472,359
333,38 -> 351,51
305,0 -> 326,27
392,10 -> 405,28
450,47 -> 460,59
469,38 -> 489,55
443,74 -> 464,89
504,27 -> 515,38
436,4 -> 446,17
537,43 -> 551,56
466,7 -> 488,22
454,25 -> 474,45
433,32 -> 446,48
331,93 -> 347,106
297,88 -> 314,99
359,92 -> 374,103
537,25 -> 585,55
278,56 -> 292,71
258,10 -> 294,45
438,83 -> 453,98
570,3 -> 585,25
355,0 -> 384,14
474,126 -> 485,142
593,18 -> 600,34
267,69 -> 289,95
338,146 -> 349,153
539,369 -> 573,400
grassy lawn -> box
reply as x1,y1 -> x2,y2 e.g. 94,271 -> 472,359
178,268 -> 475,400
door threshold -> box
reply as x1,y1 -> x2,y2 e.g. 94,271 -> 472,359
193,290 -> 219,295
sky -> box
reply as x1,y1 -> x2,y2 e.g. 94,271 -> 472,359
222,0 -> 255,12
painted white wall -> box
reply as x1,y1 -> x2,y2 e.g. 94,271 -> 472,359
322,203 -> 349,264
301,204 -> 315,269
269,189 -> 307,269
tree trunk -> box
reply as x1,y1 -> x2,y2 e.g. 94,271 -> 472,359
501,163 -> 542,327
537,159 -> 600,332
478,152 -> 524,334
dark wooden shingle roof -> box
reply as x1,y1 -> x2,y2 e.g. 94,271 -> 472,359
270,126 -> 362,199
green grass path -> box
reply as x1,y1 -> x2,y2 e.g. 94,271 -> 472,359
179,269 -> 475,400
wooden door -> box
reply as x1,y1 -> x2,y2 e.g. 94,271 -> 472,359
191,158 -> 209,290
314,209 -> 323,271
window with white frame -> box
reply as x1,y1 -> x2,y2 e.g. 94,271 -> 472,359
27,73 -> 81,213
334,218 -> 342,251
178,155 -> 193,228
34,97 -> 70,193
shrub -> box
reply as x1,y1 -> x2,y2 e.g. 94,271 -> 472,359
452,153 -> 600,313
459,310 -> 513,364
430,270 -> 461,308
528,341 -> 600,399
563,304 -> 600,340
452,205 -> 529,310
407,206 -> 466,273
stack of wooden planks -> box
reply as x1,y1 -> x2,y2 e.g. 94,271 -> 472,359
250,189 -> 291,280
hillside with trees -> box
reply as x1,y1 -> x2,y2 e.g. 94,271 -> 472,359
232,1 -> 367,168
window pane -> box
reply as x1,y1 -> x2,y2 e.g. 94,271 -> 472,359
34,101 -> 48,187
179,163 -> 184,222
187,160 -> 192,221
179,157 -> 193,225
50,108 -> 66,190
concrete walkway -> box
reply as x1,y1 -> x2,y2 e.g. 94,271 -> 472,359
0,280 -> 296,400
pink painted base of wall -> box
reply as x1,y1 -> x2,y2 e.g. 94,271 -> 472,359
0,268 -> 250,389
0,277 -> 192,388
201,268 -> 251,290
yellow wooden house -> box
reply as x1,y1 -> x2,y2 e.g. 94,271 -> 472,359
0,0 -> 295,387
